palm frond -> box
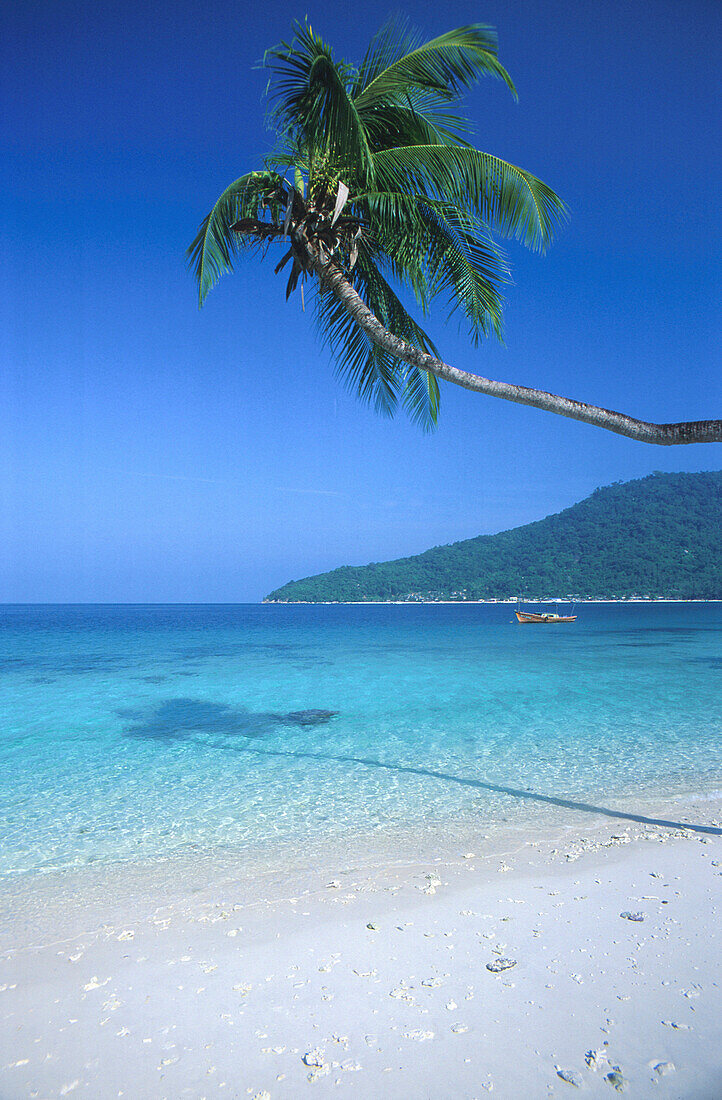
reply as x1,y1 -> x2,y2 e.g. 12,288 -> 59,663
316,284 -> 400,419
355,24 -> 517,109
315,242 -> 444,430
350,191 -> 508,340
187,171 -> 285,305
401,360 -> 441,427
264,135 -> 308,176
421,205 -> 509,341
366,270 -> 442,428
353,14 -> 423,95
351,191 -> 439,310
357,100 -> 474,150
265,21 -> 373,180
373,145 -> 569,251
356,250 -> 440,359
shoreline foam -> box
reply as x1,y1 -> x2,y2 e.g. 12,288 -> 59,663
3,781 -> 720,882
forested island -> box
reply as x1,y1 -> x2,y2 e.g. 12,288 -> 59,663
264,471 -> 722,603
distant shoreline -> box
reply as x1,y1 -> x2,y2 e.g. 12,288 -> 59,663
263,597 -> 722,605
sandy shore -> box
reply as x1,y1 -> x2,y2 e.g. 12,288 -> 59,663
1,818 -> 721,1099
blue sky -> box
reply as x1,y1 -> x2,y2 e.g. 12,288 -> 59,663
2,0 -> 720,601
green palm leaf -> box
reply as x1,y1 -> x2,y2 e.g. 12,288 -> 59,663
357,100 -> 475,151
318,247 -> 442,430
373,145 -> 569,251
421,206 -> 509,341
353,190 -> 509,338
316,285 -> 401,419
354,13 -> 422,94
265,22 -> 373,180
355,23 -> 517,108
188,171 -> 285,306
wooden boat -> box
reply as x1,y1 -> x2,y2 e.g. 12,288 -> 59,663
515,608 -> 577,624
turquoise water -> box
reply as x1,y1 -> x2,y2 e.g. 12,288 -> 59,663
0,603 -> 720,876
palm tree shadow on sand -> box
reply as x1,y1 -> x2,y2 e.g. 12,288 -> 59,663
120,698 -> 721,837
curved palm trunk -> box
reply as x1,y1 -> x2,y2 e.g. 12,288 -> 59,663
314,256 -> 721,445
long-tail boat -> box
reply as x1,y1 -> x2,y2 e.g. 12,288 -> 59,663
515,608 -> 577,623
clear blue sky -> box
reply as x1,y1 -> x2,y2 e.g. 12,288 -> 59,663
2,0 -> 720,601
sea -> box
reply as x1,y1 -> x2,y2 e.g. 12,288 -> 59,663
1,602 -> 720,879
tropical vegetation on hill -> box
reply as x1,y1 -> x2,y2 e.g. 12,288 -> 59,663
264,472 -> 722,602
189,19 -> 721,445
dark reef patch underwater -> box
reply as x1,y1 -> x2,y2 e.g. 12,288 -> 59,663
120,698 -> 338,743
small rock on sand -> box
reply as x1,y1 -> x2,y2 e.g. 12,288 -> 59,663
83,976 -> 110,991
557,1068 -> 583,1087
653,1062 -> 675,1076
486,957 -> 516,973
303,1048 -> 326,1067
605,1069 -> 626,1091
620,911 -> 645,922
586,1049 -> 608,1071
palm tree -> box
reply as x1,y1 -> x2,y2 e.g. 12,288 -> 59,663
189,19 -> 721,445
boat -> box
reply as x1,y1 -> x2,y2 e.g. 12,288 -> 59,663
514,598 -> 577,623
515,609 -> 577,623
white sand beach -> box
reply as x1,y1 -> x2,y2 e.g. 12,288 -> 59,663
2,807 -> 721,1099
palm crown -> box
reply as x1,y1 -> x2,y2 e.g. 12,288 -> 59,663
189,18 -> 568,429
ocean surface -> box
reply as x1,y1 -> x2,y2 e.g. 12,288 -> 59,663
1,603 -> 720,878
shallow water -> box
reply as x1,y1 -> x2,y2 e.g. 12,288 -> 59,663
0,603 -> 720,875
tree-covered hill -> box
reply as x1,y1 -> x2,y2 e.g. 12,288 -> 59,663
264,472 -> 722,602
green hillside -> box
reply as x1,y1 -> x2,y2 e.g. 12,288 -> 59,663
264,472 -> 722,602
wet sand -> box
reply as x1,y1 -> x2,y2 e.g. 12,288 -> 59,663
1,818 -> 721,1099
